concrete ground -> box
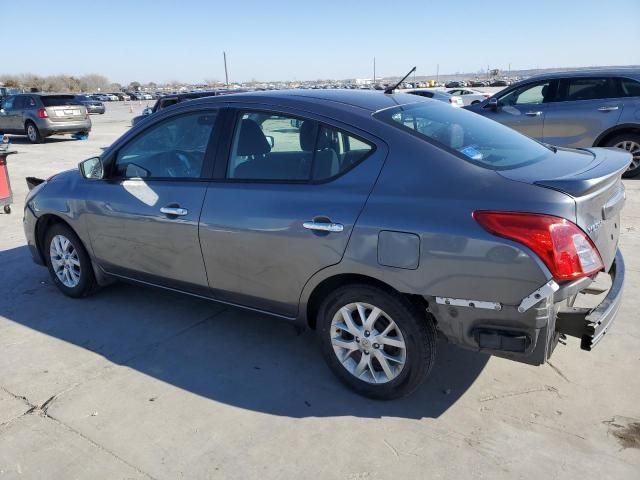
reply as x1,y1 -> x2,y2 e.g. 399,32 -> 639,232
0,102 -> 639,480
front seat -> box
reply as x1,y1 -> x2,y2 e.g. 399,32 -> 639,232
232,119 -> 272,179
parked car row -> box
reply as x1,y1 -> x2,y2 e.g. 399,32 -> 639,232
446,80 -> 511,88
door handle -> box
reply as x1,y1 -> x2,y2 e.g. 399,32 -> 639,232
160,206 -> 188,216
525,111 -> 543,116
597,106 -> 619,112
303,221 -> 344,233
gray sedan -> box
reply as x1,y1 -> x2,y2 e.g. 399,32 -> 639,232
23,90 -> 629,399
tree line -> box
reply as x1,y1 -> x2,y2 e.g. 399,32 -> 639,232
0,73 -> 155,93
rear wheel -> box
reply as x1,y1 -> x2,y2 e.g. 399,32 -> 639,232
317,284 -> 436,400
605,133 -> 640,178
44,223 -> 95,297
25,121 -> 43,144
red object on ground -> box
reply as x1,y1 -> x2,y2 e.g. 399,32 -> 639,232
0,150 -> 16,213
0,157 -> 10,199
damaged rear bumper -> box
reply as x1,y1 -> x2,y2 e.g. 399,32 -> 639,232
556,249 -> 625,351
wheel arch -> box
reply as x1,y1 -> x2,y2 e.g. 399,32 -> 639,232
34,213 -> 110,286
593,123 -> 640,147
301,272 -> 428,330
34,213 -> 76,262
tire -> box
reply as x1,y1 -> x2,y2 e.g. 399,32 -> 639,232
604,133 -> 640,178
25,121 -> 44,144
44,223 -> 96,298
3,205 -> 10,214
317,284 -> 437,400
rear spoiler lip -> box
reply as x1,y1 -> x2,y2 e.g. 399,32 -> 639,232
533,148 -> 631,196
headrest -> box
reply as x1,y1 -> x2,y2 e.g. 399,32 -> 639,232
237,119 -> 270,156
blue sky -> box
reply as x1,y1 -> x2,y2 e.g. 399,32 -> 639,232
3,0 -> 639,83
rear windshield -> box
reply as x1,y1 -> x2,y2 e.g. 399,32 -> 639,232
41,95 -> 81,107
374,101 -> 552,170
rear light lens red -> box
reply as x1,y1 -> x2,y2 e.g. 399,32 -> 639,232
473,211 -> 604,281
37,108 -> 48,119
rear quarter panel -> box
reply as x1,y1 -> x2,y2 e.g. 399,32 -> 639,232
306,128 -> 577,307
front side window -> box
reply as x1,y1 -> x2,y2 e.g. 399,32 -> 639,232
375,101 -> 551,170
498,81 -> 552,106
559,77 -> 619,101
227,111 -> 373,182
1,96 -> 14,110
113,111 -> 218,179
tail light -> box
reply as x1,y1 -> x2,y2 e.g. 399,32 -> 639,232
37,108 -> 48,119
473,211 -> 604,281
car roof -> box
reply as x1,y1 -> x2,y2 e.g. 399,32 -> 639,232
192,89 -> 426,113
524,68 -> 640,82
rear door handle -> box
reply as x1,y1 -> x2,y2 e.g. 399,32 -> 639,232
160,206 -> 188,216
303,221 -> 344,233
525,111 -> 543,116
598,106 -> 619,112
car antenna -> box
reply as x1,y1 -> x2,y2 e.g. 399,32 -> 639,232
384,66 -> 416,94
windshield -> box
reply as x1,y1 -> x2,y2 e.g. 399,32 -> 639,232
375,101 -> 552,170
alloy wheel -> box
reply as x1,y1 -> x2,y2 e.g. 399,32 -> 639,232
49,234 -> 81,288
614,140 -> 640,171
27,125 -> 37,142
330,302 -> 407,384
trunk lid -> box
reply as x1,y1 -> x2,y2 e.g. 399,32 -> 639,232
498,147 -> 631,271
41,95 -> 86,122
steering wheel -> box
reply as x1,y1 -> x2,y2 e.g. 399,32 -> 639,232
165,150 -> 200,177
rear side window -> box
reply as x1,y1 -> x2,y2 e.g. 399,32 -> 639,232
41,95 -> 81,107
227,111 -> 373,182
375,101 -> 551,170
619,78 -> 640,97
559,77 -> 619,101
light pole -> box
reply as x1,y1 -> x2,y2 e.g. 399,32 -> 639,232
223,51 -> 229,88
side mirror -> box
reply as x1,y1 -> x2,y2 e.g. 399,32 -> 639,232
488,97 -> 499,111
265,135 -> 275,149
79,156 -> 104,180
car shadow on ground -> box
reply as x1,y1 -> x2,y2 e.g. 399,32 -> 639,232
0,245 -> 490,419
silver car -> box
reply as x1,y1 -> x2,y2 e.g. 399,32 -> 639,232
23,90 -> 628,399
0,93 -> 91,143
467,69 -> 640,177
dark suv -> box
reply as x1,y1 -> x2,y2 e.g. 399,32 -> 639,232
467,69 -> 640,177
0,94 -> 91,143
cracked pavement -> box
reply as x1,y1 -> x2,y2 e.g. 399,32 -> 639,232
1,104 -> 639,479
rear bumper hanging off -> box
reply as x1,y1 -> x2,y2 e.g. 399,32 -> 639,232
556,250 -> 625,351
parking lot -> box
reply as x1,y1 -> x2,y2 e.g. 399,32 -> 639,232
0,102 -> 639,479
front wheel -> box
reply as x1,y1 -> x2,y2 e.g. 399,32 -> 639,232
605,133 -> 640,178
3,205 -> 10,214
44,223 -> 96,297
317,284 -> 437,400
